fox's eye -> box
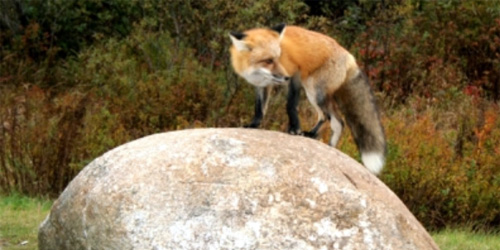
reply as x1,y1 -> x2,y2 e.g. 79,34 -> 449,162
262,58 -> 274,64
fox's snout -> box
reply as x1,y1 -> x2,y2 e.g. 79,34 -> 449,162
273,74 -> 290,81
241,67 -> 289,87
271,73 -> 290,84
269,61 -> 290,84
265,66 -> 290,84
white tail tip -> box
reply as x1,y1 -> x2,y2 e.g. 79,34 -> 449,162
361,152 -> 385,175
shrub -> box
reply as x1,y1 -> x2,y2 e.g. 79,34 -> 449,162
0,27 -> 231,196
380,94 -> 500,230
348,1 -> 500,103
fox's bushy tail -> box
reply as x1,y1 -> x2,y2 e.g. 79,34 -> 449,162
335,71 -> 386,174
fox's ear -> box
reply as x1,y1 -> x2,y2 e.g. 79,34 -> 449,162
270,23 -> 286,41
229,31 -> 250,51
271,23 -> 286,34
230,31 -> 246,40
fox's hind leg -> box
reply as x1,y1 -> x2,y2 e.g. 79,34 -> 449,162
302,86 -> 328,139
327,107 -> 344,147
305,89 -> 344,146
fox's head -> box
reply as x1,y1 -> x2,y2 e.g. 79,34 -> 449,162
229,24 -> 290,87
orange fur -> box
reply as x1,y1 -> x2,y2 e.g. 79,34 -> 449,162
230,26 -> 359,92
280,26 -> 339,79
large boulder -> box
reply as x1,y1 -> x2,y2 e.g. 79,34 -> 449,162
39,128 -> 438,250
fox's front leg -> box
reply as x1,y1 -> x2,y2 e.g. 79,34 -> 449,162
287,77 -> 302,135
244,85 -> 273,128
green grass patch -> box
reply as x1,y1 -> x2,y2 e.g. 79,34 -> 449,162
0,194 -> 52,250
432,228 -> 500,250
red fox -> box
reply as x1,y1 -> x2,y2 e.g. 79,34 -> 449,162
229,24 -> 386,175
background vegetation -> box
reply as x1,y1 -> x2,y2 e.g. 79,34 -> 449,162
0,0 -> 499,231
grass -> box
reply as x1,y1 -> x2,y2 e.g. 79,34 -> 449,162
0,194 -> 499,249
0,194 -> 52,250
432,228 -> 500,250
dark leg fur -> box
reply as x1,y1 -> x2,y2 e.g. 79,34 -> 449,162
303,119 -> 326,138
287,78 -> 302,134
244,87 -> 270,128
245,79 -> 304,135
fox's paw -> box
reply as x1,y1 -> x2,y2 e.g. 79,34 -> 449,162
302,131 -> 319,139
243,123 -> 259,129
287,127 -> 302,135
